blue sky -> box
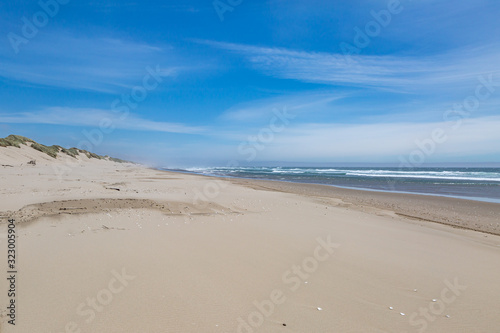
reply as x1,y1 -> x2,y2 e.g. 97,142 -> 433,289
1,0 -> 499,167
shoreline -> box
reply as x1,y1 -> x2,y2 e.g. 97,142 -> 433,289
167,168 -> 500,204
161,169 -> 500,236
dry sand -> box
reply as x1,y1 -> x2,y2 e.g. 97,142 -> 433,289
1,145 -> 500,332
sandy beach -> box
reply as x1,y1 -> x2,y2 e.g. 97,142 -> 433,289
1,145 -> 500,333
2,0 -> 500,332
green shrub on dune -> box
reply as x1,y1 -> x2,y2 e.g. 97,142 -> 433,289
55,146 -> 79,158
0,135 -> 35,148
109,157 -> 128,163
66,147 -> 80,157
30,143 -> 59,158
79,149 -> 103,159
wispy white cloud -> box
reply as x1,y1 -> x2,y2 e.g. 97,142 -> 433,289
220,92 -> 348,122
0,33 -> 178,93
0,107 -> 205,134
202,41 -> 500,92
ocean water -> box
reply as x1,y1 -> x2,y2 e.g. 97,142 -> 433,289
179,167 -> 500,203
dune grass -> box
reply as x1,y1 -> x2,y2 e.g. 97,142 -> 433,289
30,143 -> 60,158
0,135 -> 35,148
0,134 -> 128,162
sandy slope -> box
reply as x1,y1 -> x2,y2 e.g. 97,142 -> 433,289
0,147 -> 500,332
